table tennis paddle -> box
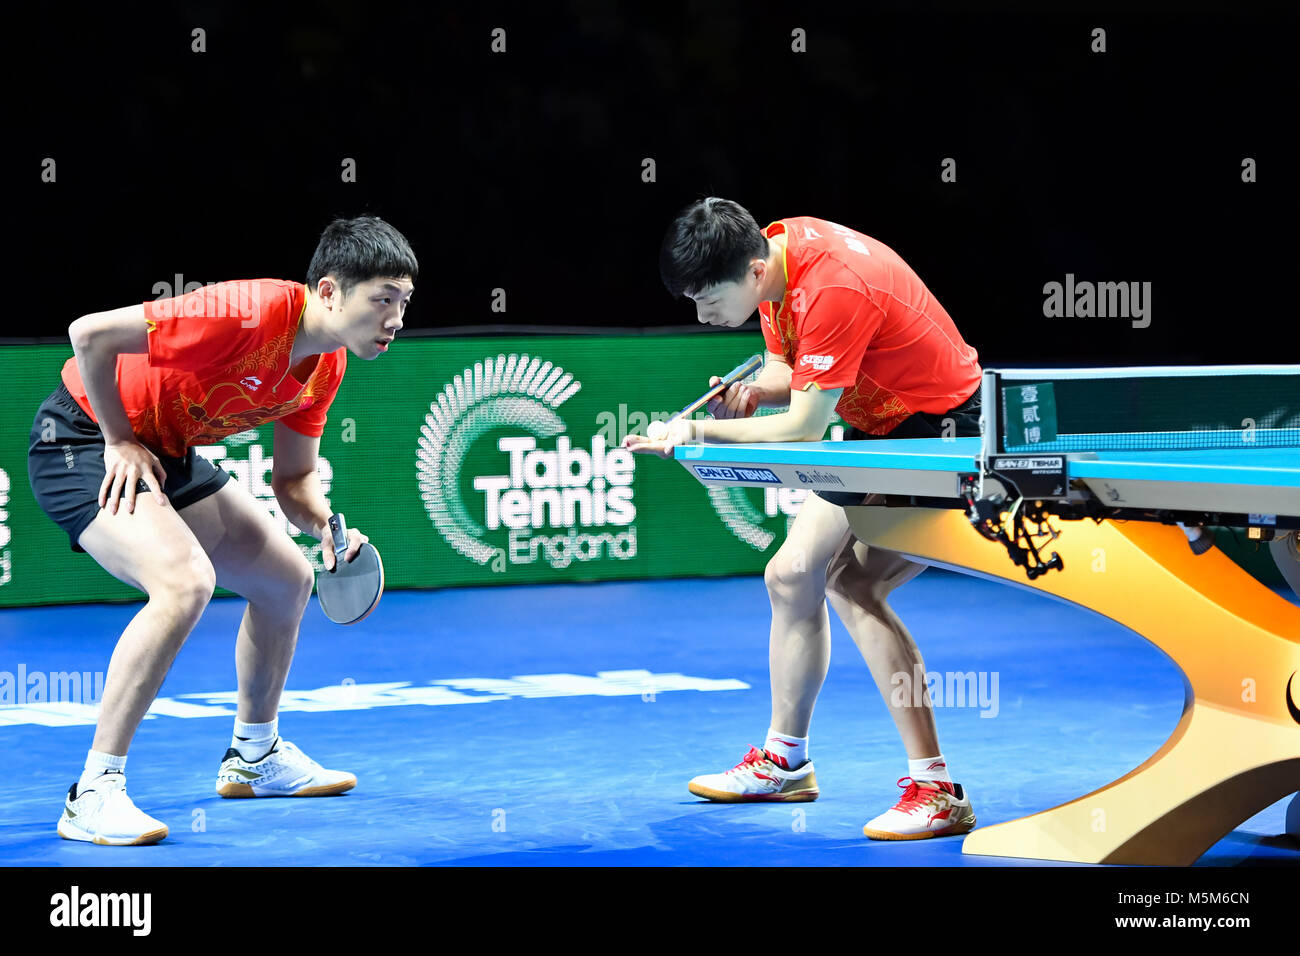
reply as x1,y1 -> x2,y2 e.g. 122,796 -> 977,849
316,513 -> 384,625
647,353 -> 764,439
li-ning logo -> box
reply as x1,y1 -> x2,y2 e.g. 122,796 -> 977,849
240,376 -> 262,390
794,469 -> 844,487
417,355 -> 637,571
800,354 -> 834,371
1287,672 -> 1300,725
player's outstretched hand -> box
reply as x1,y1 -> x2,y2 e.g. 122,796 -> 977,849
706,376 -> 759,419
321,526 -> 370,572
100,440 -> 168,515
623,418 -> 695,459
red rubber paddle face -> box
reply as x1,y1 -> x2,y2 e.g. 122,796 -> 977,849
317,542 -> 385,625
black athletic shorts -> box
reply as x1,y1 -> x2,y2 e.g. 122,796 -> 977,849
27,382 -> 231,552
816,388 -> 982,507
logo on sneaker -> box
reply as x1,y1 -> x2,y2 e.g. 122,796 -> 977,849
1287,672 -> 1300,725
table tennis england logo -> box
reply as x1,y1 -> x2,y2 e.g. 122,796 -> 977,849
417,354 -> 636,571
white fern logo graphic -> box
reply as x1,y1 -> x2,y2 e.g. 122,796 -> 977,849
708,486 -> 776,551
417,354 -> 581,565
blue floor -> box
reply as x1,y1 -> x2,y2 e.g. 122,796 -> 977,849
1,571 -> 1296,866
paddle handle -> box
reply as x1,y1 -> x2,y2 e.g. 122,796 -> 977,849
669,353 -> 764,423
327,513 -> 349,560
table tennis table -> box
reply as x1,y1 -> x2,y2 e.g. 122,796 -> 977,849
676,365 -> 1300,865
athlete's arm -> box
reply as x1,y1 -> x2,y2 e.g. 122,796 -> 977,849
68,306 -> 148,445
708,351 -> 792,418
692,384 -> 841,444
68,306 -> 167,513
271,424 -> 365,570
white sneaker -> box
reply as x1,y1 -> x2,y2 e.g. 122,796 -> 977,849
862,776 -> 977,840
215,737 -> 356,798
57,772 -> 169,846
688,746 -> 820,802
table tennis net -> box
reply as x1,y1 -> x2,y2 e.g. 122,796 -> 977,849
994,367 -> 1300,453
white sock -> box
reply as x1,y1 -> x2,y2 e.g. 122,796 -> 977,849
232,718 -> 278,762
78,749 -> 126,797
909,755 -> 953,785
764,729 -> 808,770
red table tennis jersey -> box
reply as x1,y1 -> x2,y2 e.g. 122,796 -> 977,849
62,279 -> 346,458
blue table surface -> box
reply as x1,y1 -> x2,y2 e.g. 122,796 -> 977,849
677,440 -> 1300,487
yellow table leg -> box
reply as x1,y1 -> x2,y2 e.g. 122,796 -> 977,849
845,506 -> 1300,866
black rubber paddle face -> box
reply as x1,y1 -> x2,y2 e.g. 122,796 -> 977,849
317,542 -> 385,624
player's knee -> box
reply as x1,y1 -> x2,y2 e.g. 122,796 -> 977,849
764,553 -> 816,604
152,549 -> 216,616
285,551 -> 314,607
249,549 -> 314,611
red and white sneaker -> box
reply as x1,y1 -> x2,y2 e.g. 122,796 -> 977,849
688,746 -> 819,802
863,777 -> 976,840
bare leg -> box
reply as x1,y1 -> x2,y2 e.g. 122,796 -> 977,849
77,501 -> 217,755
825,532 -> 939,760
764,493 -> 854,737
177,481 -> 314,723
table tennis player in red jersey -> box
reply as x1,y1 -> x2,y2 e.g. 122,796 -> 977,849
627,198 -> 982,840
26,216 -> 416,845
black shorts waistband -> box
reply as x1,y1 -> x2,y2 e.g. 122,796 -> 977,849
49,381 -> 91,418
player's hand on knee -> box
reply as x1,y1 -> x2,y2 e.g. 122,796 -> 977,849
706,376 -> 758,420
100,441 -> 167,515
321,527 -> 369,572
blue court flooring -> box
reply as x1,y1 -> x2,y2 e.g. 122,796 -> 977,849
1,571 -> 1296,866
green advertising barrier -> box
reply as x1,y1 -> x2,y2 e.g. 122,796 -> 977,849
1,337 -> 1284,607
1,335 -> 846,607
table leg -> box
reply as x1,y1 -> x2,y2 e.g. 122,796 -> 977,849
844,506 -> 1300,866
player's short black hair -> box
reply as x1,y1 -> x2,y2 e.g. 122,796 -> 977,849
659,198 -> 769,297
306,215 -> 418,298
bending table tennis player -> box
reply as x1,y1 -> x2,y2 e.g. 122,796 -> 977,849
626,198 -> 983,840
26,216 -> 416,845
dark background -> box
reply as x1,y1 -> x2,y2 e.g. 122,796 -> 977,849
12,1 -> 1297,366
